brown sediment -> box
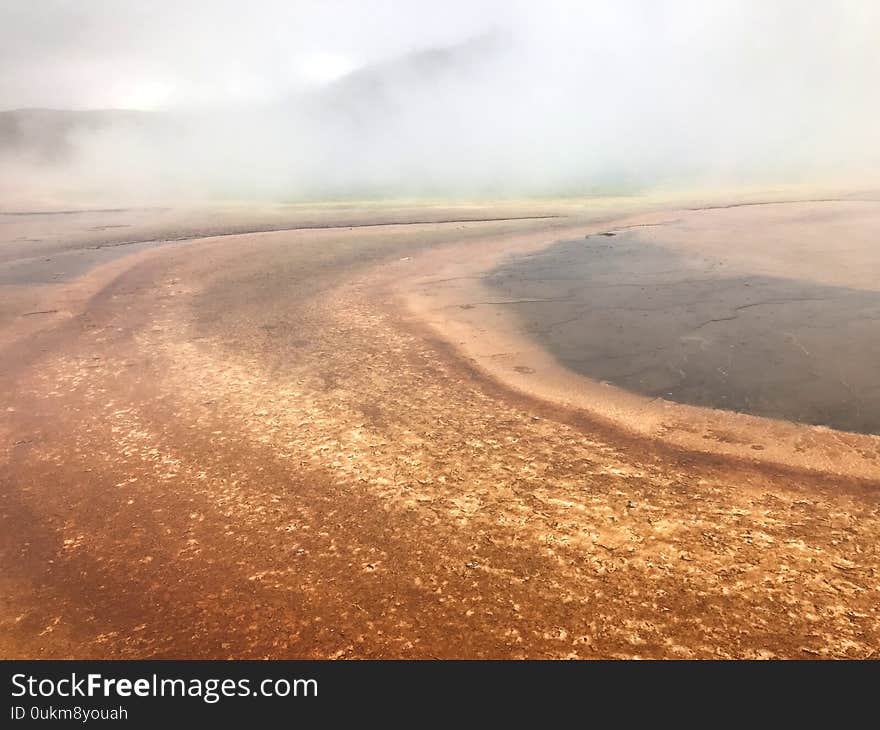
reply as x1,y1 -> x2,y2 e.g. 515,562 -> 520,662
1,194 -> 879,660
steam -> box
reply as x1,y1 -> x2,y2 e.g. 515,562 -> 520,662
1,0 -> 879,205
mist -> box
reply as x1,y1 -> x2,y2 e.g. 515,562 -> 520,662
2,0 -> 879,205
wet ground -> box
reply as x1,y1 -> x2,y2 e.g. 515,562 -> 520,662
486,230 -> 880,435
3,196 -> 879,659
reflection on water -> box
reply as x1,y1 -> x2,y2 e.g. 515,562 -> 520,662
486,232 -> 880,435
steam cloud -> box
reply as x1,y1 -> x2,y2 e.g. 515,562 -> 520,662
1,0 -> 878,204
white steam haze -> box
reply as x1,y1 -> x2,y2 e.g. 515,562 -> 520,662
1,0 -> 879,204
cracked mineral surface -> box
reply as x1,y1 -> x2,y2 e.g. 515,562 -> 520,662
485,208 -> 880,434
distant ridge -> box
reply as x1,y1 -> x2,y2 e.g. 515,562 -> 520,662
0,108 -> 153,163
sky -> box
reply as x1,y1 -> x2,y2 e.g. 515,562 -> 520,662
1,1 -> 879,201
0,0 -> 516,108
2,1 -> 875,111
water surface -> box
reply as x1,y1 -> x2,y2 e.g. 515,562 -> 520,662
486,231 -> 880,435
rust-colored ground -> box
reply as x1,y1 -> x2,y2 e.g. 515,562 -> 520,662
1,194 -> 878,658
